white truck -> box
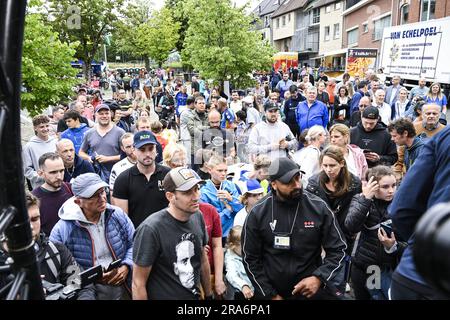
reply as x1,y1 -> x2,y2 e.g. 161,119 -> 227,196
379,16 -> 450,93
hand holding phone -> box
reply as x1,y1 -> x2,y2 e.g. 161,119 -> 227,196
104,259 -> 122,273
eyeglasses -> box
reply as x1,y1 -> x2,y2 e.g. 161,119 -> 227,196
359,104 -> 370,107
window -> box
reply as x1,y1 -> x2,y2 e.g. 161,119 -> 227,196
325,26 -> 330,41
373,15 -> 391,41
347,28 -> 358,46
334,23 -> 340,39
363,23 -> 368,33
420,0 -> 436,21
335,1 -> 341,10
400,4 -> 409,25
265,16 -> 269,27
276,18 -> 279,28
288,13 -> 291,22
282,15 -> 286,26
326,5 -> 331,13
313,8 -> 320,24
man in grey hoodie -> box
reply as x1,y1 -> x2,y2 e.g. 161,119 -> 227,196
23,115 -> 57,189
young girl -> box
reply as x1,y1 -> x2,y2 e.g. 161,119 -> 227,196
233,179 -> 264,227
345,166 -> 406,300
225,226 -> 254,300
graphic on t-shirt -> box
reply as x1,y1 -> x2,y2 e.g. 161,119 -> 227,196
173,233 -> 196,291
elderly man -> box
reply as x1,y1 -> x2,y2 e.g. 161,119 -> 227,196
372,89 -> 392,125
242,157 -> 347,300
296,86 -> 329,131
414,103 -> 446,139
50,173 -> 135,300
56,139 -> 95,183
385,75 -> 404,106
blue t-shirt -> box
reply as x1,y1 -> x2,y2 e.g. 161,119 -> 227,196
426,95 -> 447,111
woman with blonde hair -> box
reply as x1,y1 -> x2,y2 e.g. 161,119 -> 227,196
225,225 -> 254,300
329,123 -> 367,181
291,125 -> 327,186
162,143 -> 188,168
425,82 -> 447,115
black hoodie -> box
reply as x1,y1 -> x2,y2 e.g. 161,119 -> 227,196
350,122 -> 398,167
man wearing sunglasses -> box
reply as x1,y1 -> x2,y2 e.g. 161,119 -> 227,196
50,173 -> 135,300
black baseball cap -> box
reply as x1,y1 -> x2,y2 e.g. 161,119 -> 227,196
268,157 -> 304,183
362,106 -> 379,120
264,101 -> 279,111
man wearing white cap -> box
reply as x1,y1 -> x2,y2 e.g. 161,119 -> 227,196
50,172 -> 135,300
132,167 -> 212,300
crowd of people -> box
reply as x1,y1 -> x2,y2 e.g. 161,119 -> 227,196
4,66 -> 449,300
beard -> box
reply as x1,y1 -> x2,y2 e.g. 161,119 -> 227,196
275,187 -> 303,202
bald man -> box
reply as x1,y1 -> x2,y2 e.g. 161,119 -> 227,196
56,138 -> 95,183
202,110 -> 235,159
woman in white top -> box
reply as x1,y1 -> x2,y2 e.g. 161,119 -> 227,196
292,125 -> 327,186
329,123 -> 368,181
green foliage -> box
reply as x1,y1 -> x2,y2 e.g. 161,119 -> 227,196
165,0 -> 189,53
21,14 -> 79,116
114,6 -> 180,68
48,0 -> 124,80
181,0 -> 275,87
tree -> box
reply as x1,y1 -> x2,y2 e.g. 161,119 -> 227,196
113,0 -> 153,70
182,0 -> 274,88
48,0 -> 124,81
135,8 -> 180,67
22,13 -> 79,116
165,0 -> 189,53
114,6 -> 179,69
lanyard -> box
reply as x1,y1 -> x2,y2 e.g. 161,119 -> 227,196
270,196 -> 300,236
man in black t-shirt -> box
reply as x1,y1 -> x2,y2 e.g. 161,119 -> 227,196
132,167 -> 212,300
112,131 -> 170,228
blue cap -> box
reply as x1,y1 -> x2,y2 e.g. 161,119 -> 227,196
134,130 -> 157,149
239,179 -> 264,195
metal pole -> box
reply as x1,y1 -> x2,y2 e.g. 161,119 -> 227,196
0,0 -> 44,299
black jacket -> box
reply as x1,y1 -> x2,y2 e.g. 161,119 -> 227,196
242,191 -> 347,299
306,173 -> 362,252
344,195 -> 406,270
283,94 -> 305,125
350,122 -> 398,167
36,233 -> 96,300
64,154 -> 95,183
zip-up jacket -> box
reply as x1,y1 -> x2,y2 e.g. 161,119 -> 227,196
345,195 -> 406,270
200,180 -> 243,237
242,191 -> 347,299
283,94 -> 305,125
389,126 -> 450,286
296,100 -> 329,132
50,199 -> 135,292
404,136 -> 424,171
306,173 -> 362,253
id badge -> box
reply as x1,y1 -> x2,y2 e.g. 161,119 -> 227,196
273,236 -> 291,250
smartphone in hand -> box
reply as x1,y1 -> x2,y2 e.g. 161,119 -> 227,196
104,259 -> 122,273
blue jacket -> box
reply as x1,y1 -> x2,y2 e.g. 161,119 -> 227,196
61,123 -> 89,154
404,136 -> 424,171
296,100 -> 328,131
390,126 -> 450,286
350,90 -> 365,114
200,180 -> 243,237
50,199 -> 135,292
